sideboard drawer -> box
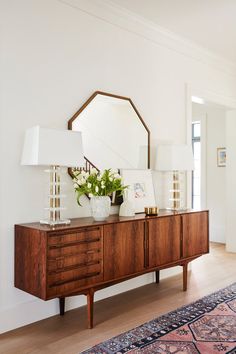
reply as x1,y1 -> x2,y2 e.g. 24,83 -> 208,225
48,261 -> 102,286
48,250 -> 102,272
48,238 -> 101,258
47,266 -> 103,297
48,227 -> 101,246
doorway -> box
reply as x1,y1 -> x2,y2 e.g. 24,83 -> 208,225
186,85 -> 236,252
191,100 -> 227,243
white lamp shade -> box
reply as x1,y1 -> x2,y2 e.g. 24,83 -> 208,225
156,144 -> 194,171
21,126 -> 84,167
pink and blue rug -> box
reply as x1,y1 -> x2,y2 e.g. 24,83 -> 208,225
82,283 -> 236,353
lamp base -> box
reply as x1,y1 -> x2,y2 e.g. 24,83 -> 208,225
42,165 -> 70,226
163,171 -> 188,210
40,218 -> 71,226
165,206 -> 188,212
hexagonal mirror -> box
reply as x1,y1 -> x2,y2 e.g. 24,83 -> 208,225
68,91 -> 150,173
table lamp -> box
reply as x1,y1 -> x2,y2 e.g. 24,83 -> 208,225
155,144 -> 194,210
21,126 -> 84,225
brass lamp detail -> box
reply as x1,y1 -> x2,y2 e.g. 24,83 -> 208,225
156,144 -> 194,211
170,170 -> 181,210
43,165 -> 70,226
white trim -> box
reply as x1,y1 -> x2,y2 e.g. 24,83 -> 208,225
186,84 -> 236,145
185,84 -> 236,209
2,276 -> 153,333
189,88 -> 236,110
0,298 -> 58,334
191,115 -> 207,209
57,0 -> 236,76
1,270 -> 181,333
225,110 -> 236,252
201,114 -> 207,210
185,85 -> 192,208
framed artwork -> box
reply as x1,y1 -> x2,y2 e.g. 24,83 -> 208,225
217,147 -> 226,167
120,169 -> 156,213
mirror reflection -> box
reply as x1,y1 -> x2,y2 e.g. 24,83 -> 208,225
69,92 -> 150,171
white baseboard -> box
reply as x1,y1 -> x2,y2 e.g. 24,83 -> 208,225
1,267 -> 181,334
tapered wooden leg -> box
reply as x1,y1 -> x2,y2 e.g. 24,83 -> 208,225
59,297 -> 65,316
182,263 -> 188,291
87,289 -> 94,329
155,270 -> 160,284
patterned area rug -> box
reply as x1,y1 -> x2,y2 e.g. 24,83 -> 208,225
82,283 -> 236,354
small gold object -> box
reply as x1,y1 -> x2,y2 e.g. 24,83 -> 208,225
144,207 -> 159,216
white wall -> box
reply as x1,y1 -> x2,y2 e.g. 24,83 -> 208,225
1,0 -> 236,333
192,103 -> 226,243
226,111 -> 236,252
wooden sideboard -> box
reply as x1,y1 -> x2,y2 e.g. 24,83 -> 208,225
15,210 -> 209,328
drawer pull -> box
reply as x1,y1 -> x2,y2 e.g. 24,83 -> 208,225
49,272 -> 100,287
86,250 -> 96,254
49,227 -> 100,236
79,227 -> 100,232
48,260 -> 101,274
49,238 -> 100,249
48,249 -> 100,261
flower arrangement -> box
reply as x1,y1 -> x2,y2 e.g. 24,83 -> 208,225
73,168 -> 128,205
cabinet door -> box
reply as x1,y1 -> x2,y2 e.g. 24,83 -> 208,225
148,216 -> 181,268
182,211 -> 209,258
104,221 -> 145,281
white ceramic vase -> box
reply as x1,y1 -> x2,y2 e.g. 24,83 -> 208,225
90,196 -> 111,221
119,190 -> 135,217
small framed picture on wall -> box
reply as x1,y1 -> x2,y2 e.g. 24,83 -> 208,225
217,147 -> 226,167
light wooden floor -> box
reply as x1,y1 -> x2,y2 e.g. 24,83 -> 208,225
1,243 -> 236,354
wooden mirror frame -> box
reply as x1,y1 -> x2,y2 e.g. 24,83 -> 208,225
68,91 -> 150,178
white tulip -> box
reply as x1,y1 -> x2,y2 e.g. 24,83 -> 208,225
95,186 -> 99,193
80,178 -> 86,185
91,168 -> 97,174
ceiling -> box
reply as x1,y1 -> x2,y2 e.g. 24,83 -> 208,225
108,0 -> 236,63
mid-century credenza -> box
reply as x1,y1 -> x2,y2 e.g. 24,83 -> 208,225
15,210 -> 209,328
